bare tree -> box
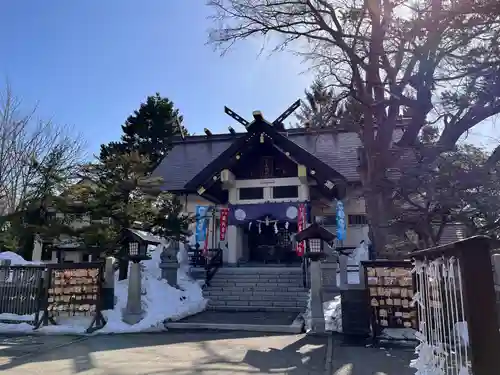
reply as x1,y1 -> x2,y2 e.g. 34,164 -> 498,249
207,0 -> 500,255
0,84 -> 86,215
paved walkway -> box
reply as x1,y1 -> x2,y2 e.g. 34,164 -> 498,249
330,338 -> 416,375
0,332 -> 416,375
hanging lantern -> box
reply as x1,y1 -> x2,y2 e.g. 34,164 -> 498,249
248,222 -> 252,230
285,221 -> 289,230
258,222 -> 262,234
274,222 -> 278,234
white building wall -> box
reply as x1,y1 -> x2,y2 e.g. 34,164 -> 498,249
178,176 -> 311,265
312,190 -> 370,249
179,194 -> 222,250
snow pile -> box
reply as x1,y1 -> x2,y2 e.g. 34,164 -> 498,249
304,293 -> 342,333
0,251 -> 43,265
0,244 -> 207,335
324,296 -> 342,332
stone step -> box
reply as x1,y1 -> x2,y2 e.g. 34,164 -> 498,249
205,289 -> 308,296
216,267 -> 302,275
208,279 -> 303,286
210,277 -> 303,282
209,277 -> 302,282
215,272 -> 302,279
207,283 -> 303,290
207,300 -> 306,310
205,295 -> 308,303
205,286 -> 308,293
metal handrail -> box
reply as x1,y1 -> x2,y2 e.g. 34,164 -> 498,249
205,248 -> 223,287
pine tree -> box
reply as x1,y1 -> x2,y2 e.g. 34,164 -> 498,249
99,93 -> 187,170
295,79 -> 363,131
0,146 -> 77,259
76,151 -> 192,279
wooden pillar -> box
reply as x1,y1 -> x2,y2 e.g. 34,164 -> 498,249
458,237 -> 500,375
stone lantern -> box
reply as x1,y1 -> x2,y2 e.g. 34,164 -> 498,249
296,222 -> 336,334
122,228 -> 161,325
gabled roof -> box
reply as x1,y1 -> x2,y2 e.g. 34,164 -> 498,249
183,117 -> 348,199
152,124 -> 407,194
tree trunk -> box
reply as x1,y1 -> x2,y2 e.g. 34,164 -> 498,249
364,190 -> 393,258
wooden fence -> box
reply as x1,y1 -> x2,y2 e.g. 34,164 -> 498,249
411,236 -> 500,375
0,262 -> 45,323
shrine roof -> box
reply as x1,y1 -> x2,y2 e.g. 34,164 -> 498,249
154,129 -> 368,191
153,127 -> 363,192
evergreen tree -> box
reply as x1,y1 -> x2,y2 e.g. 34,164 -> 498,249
99,93 -> 187,170
0,145 -> 77,258
295,79 -> 362,131
75,151 -> 192,279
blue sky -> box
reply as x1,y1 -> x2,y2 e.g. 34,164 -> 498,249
0,1 -> 497,156
0,1 -> 314,156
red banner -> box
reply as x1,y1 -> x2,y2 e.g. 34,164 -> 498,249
219,208 -> 229,241
296,204 -> 305,256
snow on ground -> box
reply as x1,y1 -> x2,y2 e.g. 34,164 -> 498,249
0,251 -> 43,265
305,269 -> 417,340
304,291 -> 342,333
0,245 -> 207,335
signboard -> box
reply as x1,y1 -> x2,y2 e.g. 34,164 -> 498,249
195,205 -> 209,246
336,200 -> 346,241
296,203 -> 305,256
36,262 -> 106,333
363,261 -> 418,338
219,208 -> 229,241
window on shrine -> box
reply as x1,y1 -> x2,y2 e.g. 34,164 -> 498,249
314,214 -> 369,226
273,185 -> 299,199
239,187 -> 264,200
348,214 -> 369,225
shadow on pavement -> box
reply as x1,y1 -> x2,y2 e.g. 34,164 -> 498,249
331,338 -> 416,375
0,331 -> 328,374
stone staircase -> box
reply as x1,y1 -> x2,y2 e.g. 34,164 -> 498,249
203,267 -> 309,312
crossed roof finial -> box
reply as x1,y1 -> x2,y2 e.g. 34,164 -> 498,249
224,99 -> 301,131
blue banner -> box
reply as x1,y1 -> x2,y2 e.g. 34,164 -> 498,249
336,200 -> 346,241
195,205 -> 209,245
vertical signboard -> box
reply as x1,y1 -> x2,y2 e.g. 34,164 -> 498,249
336,200 -> 346,242
296,203 -> 305,256
195,205 -> 209,246
219,208 -> 229,241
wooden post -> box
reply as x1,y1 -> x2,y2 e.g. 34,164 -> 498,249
458,237 -> 500,375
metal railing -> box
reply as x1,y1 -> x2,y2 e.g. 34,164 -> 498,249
205,248 -> 223,287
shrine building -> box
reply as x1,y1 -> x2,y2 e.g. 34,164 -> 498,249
152,101 -> 378,266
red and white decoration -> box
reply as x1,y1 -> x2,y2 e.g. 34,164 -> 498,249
219,208 -> 229,241
296,203 -> 305,256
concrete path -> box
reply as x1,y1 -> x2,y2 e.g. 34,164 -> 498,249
330,338 -> 416,375
0,332 -> 328,375
0,332 -> 416,375
0,334 -> 86,366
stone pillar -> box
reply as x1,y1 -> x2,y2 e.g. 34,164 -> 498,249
101,257 -> 115,310
227,225 -> 238,265
309,260 -> 326,334
320,253 -> 339,301
338,254 -> 349,289
32,236 -> 43,262
122,262 -> 143,325
159,242 -> 179,287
